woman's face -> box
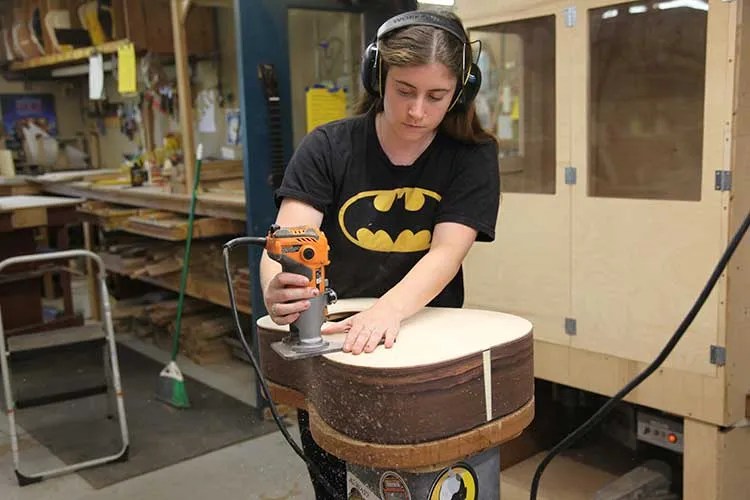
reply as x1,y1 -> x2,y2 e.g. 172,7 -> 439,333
382,62 -> 457,141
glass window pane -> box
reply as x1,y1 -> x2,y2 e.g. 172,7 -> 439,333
471,16 -> 556,194
589,1 -> 708,201
288,10 -> 363,147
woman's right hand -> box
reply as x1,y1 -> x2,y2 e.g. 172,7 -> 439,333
264,272 -> 320,325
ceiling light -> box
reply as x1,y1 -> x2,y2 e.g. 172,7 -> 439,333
417,0 -> 455,5
656,0 -> 708,10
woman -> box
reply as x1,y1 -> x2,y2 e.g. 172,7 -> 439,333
261,10 -> 500,499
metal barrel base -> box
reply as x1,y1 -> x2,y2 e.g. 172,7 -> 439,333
346,446 -> 500,500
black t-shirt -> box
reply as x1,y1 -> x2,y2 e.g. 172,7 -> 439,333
275,110 -> 499,307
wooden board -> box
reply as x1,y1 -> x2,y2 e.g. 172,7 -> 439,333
41,182 -> 246,221
499,451 -> 617,500
725,0 -> 750,425
124,212 -> 244,241
0,195 -> 83,212
257,298 -> 534,448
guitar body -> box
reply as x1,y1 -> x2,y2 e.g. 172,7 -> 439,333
257,298 -> 535,468
11,5 -> 42,60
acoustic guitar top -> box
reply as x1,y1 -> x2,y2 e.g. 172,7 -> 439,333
257,297 -> 533,368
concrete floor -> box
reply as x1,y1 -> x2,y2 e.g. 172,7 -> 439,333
0,334 -> 316,499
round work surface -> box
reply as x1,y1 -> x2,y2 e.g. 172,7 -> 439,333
256,298 -> 534,463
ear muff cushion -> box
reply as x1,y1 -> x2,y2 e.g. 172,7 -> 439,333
361,42 -> 380,96
460,62 -> 482,106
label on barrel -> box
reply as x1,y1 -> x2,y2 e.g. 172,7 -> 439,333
428,463 -> 478,500
379,471 -> 411,499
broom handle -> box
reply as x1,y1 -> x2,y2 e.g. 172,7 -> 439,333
170,145 -> 203,361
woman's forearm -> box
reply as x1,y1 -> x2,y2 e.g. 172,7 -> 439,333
377,246 -> 463,320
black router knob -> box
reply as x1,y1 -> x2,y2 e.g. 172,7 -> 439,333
303,248 -> 315,260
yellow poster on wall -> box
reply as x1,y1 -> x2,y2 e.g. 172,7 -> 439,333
306,86 -> 347,133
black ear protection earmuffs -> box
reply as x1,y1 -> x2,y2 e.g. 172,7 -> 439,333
360,10 -> 482,112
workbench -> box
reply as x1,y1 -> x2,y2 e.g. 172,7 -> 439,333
0,195 -> 84,335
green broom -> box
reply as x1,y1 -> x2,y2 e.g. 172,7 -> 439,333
156,144 -> 204,409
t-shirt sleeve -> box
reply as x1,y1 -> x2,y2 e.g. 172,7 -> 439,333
274,128 -> 334,212
435,141 -> 500,242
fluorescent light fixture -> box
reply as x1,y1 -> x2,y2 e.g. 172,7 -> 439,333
656,0 -> 708,10
602,9 -> 619,19
417,0 -> 455,5
628,5 -> 648,13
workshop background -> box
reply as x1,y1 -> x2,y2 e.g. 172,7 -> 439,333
0,0 -> 748,499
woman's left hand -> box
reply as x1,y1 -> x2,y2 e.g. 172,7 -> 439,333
321,303 -> 402,355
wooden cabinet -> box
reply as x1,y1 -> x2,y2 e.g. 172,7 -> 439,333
457,0 -> 750,498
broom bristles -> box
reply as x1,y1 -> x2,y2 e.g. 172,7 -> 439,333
156,361 -> 190,409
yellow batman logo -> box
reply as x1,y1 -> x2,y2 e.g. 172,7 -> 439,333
338,187 -> 442,252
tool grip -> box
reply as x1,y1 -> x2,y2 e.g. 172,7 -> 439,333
272,253 -> 313,281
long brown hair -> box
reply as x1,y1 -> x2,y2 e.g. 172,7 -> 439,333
355,10 -> 495,145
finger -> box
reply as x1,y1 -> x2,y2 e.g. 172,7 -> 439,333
272,312 -> 300,326
321,319 -> 351,335
271,299 -> 310,319
343,323 -> 366,353
275,272 -> 312,287
384,328 -> 398,348
363,330 -> 385,353
272,286 -> 319,305
351,328 -> 372,355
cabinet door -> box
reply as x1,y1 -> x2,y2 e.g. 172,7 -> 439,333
462,10 -> 573,348
569,0 -> 729,376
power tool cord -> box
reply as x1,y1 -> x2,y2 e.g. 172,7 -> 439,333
529,209 -> 750,500
222,237 -> 345,500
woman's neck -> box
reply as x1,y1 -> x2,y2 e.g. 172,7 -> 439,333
376,113 -> 436,166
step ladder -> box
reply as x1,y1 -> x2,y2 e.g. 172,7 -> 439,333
0,250 -> 129,486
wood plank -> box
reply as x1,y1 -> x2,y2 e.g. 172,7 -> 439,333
42,183 -> 246,220
102,254 -> 251,314
0,195 -> 83,212
8,39 -> 130,71
535,339 -> 726,425
726,0 -> 750,424
124,213 -> 244,240
10,206 -> 46,228
681,418 -> 750,500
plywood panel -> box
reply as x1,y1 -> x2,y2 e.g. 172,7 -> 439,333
726,0 -> 750,424
683,419 -> 750,500
569,1 -> 730,377
464,194 -> 570,347
535,340 -> 725,424
463,12 -> 573,349
457,0 -> 567,26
